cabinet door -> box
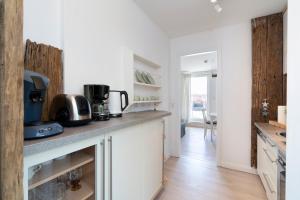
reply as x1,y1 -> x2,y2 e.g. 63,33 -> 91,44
257,133 -> 269,195
107,125 -> 144,200
258,133 -> 278,200
142,120 -> 164,200
257,133 -> 266,178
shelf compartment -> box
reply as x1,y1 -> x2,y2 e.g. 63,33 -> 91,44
134,82 -> 161,88
29,152 -> 94,190
65,181 -> 94,200
134,54 -> 161,69
133,100 -> 162,104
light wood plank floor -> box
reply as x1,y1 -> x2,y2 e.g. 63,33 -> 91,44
156,127 -> 267,200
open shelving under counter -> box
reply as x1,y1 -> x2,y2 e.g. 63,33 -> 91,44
65,181 -> 94,200
28,152 -> 94,190
26,146 -> 96,200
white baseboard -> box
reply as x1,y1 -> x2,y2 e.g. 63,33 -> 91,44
219,162 -> 258,175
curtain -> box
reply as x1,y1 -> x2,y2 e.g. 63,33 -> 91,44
191,71 -> 217,116
181,73 -> 191,123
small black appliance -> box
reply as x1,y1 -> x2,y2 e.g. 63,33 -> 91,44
24,70 -> 63,140
84,85 -> 110,121
49,94 -> 92,127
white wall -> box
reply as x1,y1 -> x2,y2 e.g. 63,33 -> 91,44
170,22 -> 254,173
24,0 -> 62,48
24,0 -> 171,158
62,0 -> 170,157
63,0 -> 169,95
286,0 -> 300,199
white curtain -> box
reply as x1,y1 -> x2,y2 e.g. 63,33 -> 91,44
181,73 -> 191,122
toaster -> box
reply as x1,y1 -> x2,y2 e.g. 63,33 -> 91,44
49,94 -> 92,127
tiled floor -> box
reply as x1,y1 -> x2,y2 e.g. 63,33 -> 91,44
156,127 -> 267,200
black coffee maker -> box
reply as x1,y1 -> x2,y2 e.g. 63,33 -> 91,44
24,70 -> 63,139
84,85 -> 110,121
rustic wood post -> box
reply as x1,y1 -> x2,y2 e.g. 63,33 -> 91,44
251,13 -> 283,167
0,0 -> 24,199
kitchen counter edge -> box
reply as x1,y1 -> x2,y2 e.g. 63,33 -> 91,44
24,111 -> 171,157
254,122 -> 286,156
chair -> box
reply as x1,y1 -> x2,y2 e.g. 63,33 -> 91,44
201,109 -> 217,141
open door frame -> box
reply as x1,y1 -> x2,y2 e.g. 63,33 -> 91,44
0,0 -> 24,199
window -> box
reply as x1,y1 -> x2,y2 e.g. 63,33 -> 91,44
190,76 -> 208,120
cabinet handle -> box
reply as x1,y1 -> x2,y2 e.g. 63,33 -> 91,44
263,173 -> 275,194
108,136 -> 113,200
266,138 -> 276,147
263,148 -> 276,163
258,132 -> 266,142
101,139 -> 105,200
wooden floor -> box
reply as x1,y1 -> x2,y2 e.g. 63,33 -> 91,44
156,127 -> 267,200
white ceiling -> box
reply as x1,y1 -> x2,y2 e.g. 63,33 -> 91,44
181,51 -> 217,72
134,0 -> 287,38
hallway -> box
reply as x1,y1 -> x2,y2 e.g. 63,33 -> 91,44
156,127 -> 267,200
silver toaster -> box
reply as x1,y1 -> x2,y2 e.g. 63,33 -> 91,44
49,94 -> 92,127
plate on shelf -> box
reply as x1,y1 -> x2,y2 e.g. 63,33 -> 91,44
141,72 -> 151,84
146,73 -> 155,84
135,70 -> 144,83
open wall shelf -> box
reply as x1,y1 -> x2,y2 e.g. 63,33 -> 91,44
133,101 -> 162,104
133,54 -> 161,69
123,47 -> 163,111
134,82 -> 161,88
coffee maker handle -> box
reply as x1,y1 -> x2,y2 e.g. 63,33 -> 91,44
120,91 -> 129,111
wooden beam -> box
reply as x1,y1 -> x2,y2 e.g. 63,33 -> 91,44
251,16 -> 268,168
0,0 -> 24,199
251,13 -> 283,167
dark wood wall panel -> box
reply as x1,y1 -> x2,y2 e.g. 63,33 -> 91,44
251,13 -> 284,167
251,16 -> 268,168
24,39 -> 64,121
266,13 -> 283,120
0,0 -> 24,199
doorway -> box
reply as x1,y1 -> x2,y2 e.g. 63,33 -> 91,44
180,51 -> 219,164
190,76 -> 208,121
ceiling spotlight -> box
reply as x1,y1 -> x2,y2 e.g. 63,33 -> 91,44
214,4 -> 223,12
210,0 -> 218,3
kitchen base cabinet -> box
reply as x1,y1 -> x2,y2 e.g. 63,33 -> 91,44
106,120 -> 164,200
257,131 -> 278,200
23,118 -> 166,200
106,125 -> 144,200
142,120 -> 164,200
257,132 -> 265,178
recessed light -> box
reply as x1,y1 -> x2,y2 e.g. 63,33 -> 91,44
210,0 -> 218,3
214,4 -> 223,13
